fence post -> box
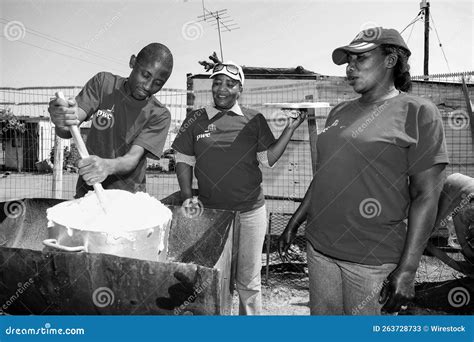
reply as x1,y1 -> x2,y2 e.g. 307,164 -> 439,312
305,95 -> 318,175
52,133 -> 63,199
14,130 -> 21,172
461,77 -> 474,146
186,73 -> 195,118
40,127 -> 43,161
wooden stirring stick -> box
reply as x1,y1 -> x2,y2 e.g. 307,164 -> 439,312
55,92 -> 107,213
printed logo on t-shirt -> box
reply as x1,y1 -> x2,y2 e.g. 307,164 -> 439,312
92,105 -> 115,130
319,119 -> 339,135
196,132 -> 211,141
196,125 -> 217,142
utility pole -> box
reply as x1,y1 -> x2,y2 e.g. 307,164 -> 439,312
216,11 -> 224,61
420,0 -> 430,79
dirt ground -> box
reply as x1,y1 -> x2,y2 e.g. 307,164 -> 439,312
231,278 -> 310,315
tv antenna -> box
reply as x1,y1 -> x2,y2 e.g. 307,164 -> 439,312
196,0 -> 240,61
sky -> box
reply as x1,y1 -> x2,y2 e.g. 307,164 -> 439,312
0,0 -> 473,90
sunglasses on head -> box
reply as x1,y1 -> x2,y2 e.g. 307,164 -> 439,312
213,63 -> 241,77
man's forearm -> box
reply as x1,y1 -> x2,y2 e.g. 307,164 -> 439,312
101,145 -> 145,176
176,162 -> 194,200
105,155 -> 141,175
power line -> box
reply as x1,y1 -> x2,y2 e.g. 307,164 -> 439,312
429,12 -> 451,73
2,37 -> 124,74
400,10 -> 423,34
406,17 -> 422,44
0,18 -> 124,66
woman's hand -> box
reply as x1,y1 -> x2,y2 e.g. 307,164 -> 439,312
277,181 -> 313,260
286,110 -> 307,132
277,222 -> 299,259
379,267 -> 416,313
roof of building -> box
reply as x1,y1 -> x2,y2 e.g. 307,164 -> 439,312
240,66 -> 319,75
189,65 -> 322,79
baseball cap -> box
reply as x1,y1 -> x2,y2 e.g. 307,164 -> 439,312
210,61 -> 245,86
332,27 -> 411,65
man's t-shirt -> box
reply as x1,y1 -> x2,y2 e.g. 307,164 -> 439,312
172,106 -> 276,212
306,93 -> 449,265
75,72 -> 171,197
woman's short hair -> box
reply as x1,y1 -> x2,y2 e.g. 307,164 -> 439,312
381,44 -> 412,92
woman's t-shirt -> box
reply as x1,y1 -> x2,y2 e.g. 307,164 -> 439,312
306,93 -> 449,265
172,106 -> 276,212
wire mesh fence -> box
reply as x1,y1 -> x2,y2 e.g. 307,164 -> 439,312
1,71 -> 473,289
0,86 -> 188,200
412,72 -> 474,177
263,213 -> 308,287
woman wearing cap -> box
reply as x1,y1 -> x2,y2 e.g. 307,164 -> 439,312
172,61 -> 306,315
279,27 -> 449,315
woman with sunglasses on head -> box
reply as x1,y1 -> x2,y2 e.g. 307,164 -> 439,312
172,61 -> 306,315
279,28 -> 449,315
